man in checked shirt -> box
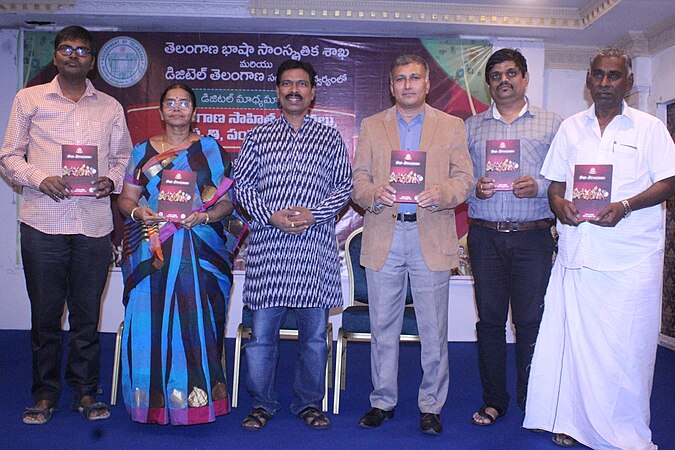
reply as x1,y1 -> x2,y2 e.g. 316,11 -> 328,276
0,25 -> 132,424
464,48 -> 561,427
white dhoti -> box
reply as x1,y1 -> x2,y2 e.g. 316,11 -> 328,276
523,251 -> 664,450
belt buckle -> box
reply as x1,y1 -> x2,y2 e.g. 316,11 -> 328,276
495,221 -> 514,232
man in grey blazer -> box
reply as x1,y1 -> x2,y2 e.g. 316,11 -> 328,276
352,54 -> 473,435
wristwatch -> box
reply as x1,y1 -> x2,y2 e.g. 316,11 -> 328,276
621,199 -> 632,218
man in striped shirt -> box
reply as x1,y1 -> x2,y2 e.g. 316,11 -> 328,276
0,25 -> 132,424
234,59 -> 352,431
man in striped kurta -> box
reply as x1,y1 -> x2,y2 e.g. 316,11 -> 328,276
234,59 -> 352,431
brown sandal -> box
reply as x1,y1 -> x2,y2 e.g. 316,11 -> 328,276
298,406 -> 330,430
241,407 -> 273,431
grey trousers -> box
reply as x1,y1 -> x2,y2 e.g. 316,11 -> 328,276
365,221 -> 450,414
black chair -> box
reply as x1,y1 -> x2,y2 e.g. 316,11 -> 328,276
333,227 -> 418,414
231,306 -> 333,412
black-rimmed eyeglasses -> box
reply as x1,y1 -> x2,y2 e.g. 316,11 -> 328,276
56,45 -> 93,57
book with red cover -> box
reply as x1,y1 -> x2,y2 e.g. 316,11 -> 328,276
157,170 -> 196,221
62,145 -> 98,196
572,164 -> 613,220
389,150 -> 426,203
485,139 -> 520,191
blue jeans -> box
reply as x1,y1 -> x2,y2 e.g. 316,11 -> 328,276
468,223 -> 554,413
20,223 -> 111,405
245,306 -> 328,416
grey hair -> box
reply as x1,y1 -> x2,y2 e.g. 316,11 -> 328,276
389,54 -> 430,83
590,46 -> 633,76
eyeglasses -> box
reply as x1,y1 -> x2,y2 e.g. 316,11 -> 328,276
56,45 -> 92,57
162,99 -> 193,109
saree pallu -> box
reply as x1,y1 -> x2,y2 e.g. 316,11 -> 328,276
121,136 -> 242,425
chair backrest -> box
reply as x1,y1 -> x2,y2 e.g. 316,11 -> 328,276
345,227 -> 414,306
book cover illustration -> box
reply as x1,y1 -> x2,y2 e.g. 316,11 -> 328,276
62,145 -> 98,196
485,139 -> 520,191
157,170 -> 197,221
389,150 -> 426,203
572,164 -> 613,220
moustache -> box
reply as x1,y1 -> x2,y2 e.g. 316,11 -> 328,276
285,93 -> 303,100
498,82 -> 512,89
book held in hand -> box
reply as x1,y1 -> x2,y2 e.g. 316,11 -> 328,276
485,139 -> 520,191
389,150 -> 426,203
572,164 -> 613,220
62,145 -> 98,196
157,170 -> 196,221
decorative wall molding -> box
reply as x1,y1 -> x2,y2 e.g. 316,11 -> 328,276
248,0 -> 622,31
545,44 -> 596,70
546,12 -> 675,70
614,31 -> 650,57
2,1 -> 625,32
646,14 -> 675,55
1,0 -> 671,58
0,1 -> 249,17
0,1 -> 74,12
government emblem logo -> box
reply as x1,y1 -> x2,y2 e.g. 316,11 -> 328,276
97,37 -> 148,88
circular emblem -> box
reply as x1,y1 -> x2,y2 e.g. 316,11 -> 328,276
97,36 -> 148,88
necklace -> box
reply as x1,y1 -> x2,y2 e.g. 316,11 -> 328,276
161,134 -> 191,153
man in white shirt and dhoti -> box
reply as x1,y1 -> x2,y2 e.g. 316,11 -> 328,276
523,46 -> 675,449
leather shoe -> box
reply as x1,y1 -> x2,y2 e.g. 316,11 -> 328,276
420,412 -> 442,435
358,407 -> 394,428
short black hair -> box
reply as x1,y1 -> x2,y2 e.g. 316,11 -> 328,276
275,59 -> 317,87
484,48 -> 528,83
159,83 -> 197,108
54,25 -> 97,55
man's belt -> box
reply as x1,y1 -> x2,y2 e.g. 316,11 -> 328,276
471,218 -> 554,232
396,213 -> 417,222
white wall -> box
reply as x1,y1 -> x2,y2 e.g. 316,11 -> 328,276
544,69 -> 591,119
0,29 -> 31,331
650,45 -> 675,119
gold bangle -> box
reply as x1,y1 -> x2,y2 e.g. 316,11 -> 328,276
204,212 -> 210,225
130,207 -> 141,222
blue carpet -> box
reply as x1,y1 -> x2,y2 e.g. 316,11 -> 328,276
0,330 -> 672,449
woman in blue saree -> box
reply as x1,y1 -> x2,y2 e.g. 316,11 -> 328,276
117,84 -> 242,425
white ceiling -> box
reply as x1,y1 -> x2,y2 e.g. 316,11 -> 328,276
0,0 -> 673,53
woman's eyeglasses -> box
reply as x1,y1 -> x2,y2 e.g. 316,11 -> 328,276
162,99 -> 193,110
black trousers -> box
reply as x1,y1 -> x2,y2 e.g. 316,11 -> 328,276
467,223 -> 554,414
20,223 -> 111,406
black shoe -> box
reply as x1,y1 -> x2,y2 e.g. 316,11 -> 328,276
420,412 -> 442,435
358,407 -> 395,428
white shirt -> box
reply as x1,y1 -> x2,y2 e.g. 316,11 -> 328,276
541,101 -> 675,271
